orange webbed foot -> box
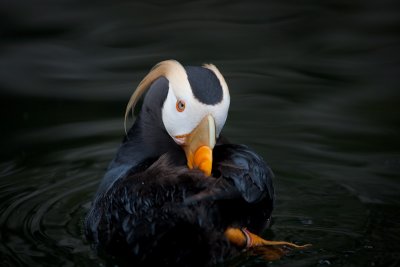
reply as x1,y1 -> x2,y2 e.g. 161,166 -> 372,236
225,227 -> 311,261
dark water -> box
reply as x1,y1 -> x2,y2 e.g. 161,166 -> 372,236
1,0 -> 400,266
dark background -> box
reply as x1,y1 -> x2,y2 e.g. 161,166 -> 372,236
0,0 -> 399,266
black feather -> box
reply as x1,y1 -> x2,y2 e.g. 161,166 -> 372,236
185,66 -> 223,105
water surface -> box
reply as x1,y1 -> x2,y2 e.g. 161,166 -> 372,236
1,0 -> 399,266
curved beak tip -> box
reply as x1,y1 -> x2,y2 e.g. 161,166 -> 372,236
193,146 -> 212,176
182,115 -> 216,177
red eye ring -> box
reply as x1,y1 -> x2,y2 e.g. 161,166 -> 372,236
176,99 -> 186,112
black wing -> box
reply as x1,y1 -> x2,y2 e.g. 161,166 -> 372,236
184,143 -> 275,232
213,144 -> 275,232
213,144 -> 275,203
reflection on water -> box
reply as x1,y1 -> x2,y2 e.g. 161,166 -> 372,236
1,0 -> 399,266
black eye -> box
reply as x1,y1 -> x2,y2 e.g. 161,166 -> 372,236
176,100 -> 186,112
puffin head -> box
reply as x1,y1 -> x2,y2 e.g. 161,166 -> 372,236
125,60 -> 230,176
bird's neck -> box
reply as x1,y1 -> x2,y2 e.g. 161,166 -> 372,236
96,114 -> 181,195
97,77 -> 185,193
112,109 -> 183,170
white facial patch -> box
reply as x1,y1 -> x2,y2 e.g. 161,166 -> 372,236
161,66 -> 230,143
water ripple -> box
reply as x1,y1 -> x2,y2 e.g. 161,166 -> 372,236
0,142 -> 107,265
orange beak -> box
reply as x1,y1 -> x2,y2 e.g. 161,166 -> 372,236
182,115 -> 216,176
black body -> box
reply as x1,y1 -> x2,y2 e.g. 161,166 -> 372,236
84,73 -> 275,266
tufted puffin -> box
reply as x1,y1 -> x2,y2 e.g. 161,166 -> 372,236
84,60 -> 309,266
